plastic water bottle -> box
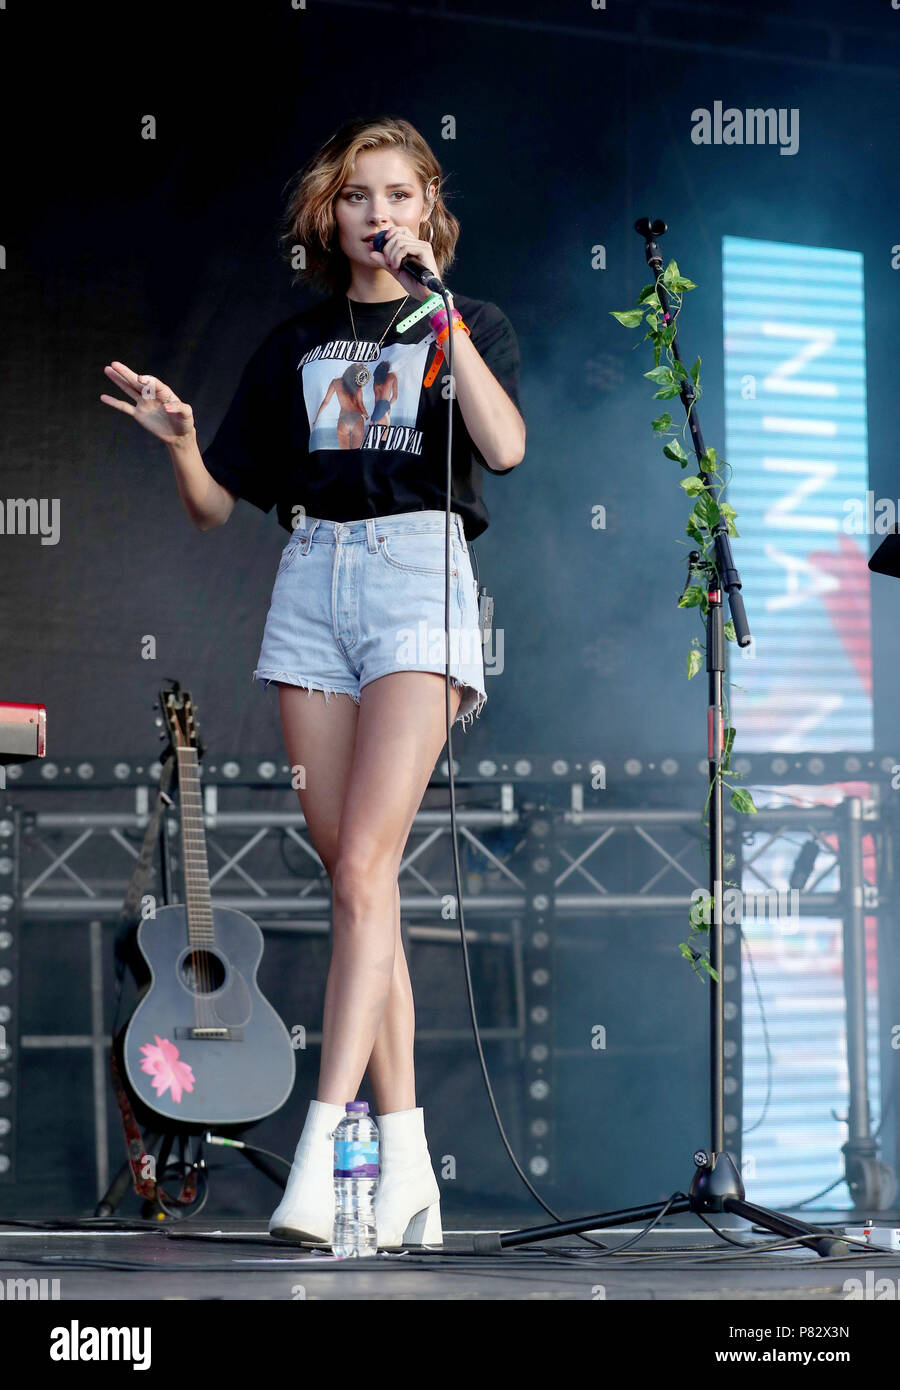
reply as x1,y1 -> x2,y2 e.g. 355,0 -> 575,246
332,1101 -> 379,1257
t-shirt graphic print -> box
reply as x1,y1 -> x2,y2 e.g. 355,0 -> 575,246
302,334 -> 431,458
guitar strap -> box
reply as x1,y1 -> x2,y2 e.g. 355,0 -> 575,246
109,1040 -> 198,1209
112,748 -> 177,993
109,746 -> 197,1211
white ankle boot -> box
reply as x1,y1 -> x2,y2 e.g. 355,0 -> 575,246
269,1099 -> 346,1245
375,1107 -> 443,1250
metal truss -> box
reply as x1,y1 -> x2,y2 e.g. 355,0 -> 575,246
1,753 -> 896,1205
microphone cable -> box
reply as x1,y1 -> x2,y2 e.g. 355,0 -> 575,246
438,288 -> 604,1243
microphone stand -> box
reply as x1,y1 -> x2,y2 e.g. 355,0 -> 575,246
480,218 -> 850,1259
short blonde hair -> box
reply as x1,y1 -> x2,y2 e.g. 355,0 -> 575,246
280,114 -> 460,294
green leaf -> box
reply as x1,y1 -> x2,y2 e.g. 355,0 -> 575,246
724,619 -> 736,642
661,261 -> 697,293
687,647 -> 703,679
689,894 -> 711,928
701,958 -> 720,983
729,788 -> 757,815
678,585 -> 706,610
689,356 -> 701,385
637,283 -> 658,304
651,413 -> 672,433
686,514 -> 705,544
700,446 -> 718,470
680,475 -> 705,496
664,439 -> 690,464
610,308 -> 645,327
644,365 -> 675,385
693,492 -> 721,529
653,384 -> 682,400
719,502 -> 740,538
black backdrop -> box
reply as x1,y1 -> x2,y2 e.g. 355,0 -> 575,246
6,0 -> 900,757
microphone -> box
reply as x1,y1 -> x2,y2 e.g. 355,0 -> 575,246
370,229 -> 445,293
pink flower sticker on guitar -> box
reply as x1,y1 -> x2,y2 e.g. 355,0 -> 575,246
139,1036 -> 196,1104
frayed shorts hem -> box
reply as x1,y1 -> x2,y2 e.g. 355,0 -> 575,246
251,668 -> 487,731
251,669 -> 360,706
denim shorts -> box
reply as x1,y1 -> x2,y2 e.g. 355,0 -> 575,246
252,510 -> 487,731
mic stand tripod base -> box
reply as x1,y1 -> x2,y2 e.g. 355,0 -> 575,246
689,1148 -> 744,1207
692,1150 -> 851,1257
491,1149 -> 851,1258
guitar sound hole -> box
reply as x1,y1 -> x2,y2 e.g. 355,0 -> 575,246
181,950 -> 226,994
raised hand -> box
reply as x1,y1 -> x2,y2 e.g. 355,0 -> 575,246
100,361 -> 195,444
367,224 -> 439,303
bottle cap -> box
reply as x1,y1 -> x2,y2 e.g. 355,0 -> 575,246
345,1101 -> 369,1113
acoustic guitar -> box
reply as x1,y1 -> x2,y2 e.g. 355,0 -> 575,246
121,684 -> 295,1126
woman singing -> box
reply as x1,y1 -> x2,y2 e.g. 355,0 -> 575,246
100,114 -> 526,1250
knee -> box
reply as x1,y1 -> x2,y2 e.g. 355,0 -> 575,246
332,847 -> 397,918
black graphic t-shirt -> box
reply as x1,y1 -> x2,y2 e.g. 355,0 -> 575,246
201,291 -> 523,542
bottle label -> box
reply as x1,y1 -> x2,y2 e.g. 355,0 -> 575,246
334,1139 -> 379,1179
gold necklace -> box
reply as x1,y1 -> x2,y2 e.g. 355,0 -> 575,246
346,293 -> 409,388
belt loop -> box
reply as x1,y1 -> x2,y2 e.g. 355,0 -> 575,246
301,518 -> 319,555
366,517 -> 378,553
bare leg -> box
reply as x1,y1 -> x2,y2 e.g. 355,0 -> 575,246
365,883 -> 417,1114
317,671 -> 460,1106
277,677 -> 459,1113
277,683 -> 357,1097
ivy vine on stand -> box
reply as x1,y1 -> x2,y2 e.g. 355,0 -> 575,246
611,259 -> 756,981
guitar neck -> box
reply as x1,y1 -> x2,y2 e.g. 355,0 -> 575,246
176,746 -> 214,947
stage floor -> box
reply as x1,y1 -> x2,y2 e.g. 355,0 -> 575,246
1,1209 -> 897,1300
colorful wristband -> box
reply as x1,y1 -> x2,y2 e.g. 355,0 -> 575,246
435,317 -> 470,347
396,292 -> 444,333
423,347 -> 444,388
428,301 -> 460,331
